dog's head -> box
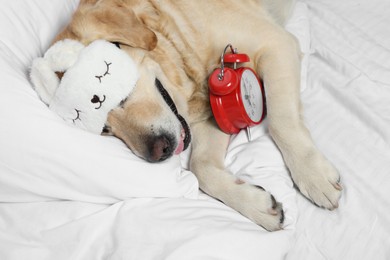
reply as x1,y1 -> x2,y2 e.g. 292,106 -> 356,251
54,0 -> 191,162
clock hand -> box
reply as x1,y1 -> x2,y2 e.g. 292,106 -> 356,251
245,95 -> 253,107
243,84 -> 253,106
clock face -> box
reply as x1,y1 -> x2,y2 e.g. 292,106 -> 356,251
240,69 -> 263,122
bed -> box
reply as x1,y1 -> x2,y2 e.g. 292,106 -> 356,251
0,0 -> 389,259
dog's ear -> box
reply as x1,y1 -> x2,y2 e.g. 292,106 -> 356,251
54,1 -> 157,51
101,7 -> 158,51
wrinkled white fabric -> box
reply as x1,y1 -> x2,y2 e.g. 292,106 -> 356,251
1,0 -> 389,259
287,0 -> 390,259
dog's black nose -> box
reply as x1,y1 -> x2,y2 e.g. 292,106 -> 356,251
147,135 -> 173,162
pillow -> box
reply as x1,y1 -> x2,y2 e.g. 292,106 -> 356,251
0,0 -> 198,203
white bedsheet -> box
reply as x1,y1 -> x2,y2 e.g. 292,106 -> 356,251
0,0 -> 389,259
287,0 -> 390,259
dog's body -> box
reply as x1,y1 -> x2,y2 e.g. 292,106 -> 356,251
54,0 -> 342,231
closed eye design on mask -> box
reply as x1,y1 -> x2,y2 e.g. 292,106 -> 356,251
95,61 -> 112,83
72,109 -> 82,123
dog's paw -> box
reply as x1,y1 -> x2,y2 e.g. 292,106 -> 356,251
291,151 -> 342,210
231,181 -> 284,231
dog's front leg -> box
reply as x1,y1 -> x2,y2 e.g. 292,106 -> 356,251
190,118 -> 284,231
256,30 -> 342,209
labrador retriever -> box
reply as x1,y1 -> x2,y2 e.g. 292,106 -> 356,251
53,0 -> 342,231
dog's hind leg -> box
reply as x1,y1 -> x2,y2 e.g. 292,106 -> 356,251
190,118 -> 284,231
254,28 -> 342,209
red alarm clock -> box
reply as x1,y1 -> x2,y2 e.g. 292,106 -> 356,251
209,44 -> 266,136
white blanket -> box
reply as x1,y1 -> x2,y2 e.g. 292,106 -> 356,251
0,0 -> 389,259
288,0 -> 390,259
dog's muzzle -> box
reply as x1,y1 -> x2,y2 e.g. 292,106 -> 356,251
147,79 -> 191,162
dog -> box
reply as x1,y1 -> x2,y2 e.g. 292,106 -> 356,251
52,0 -> 342,231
